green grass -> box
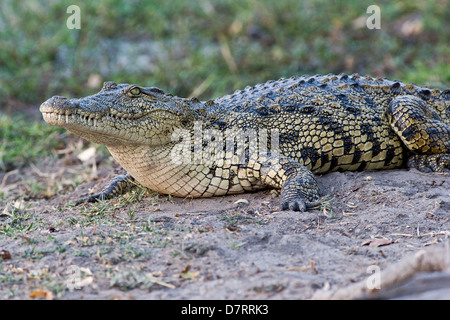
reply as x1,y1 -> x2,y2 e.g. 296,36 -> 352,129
0,115 -> 66,171
0,0 -> 448,174
0,202 -> 42,238
0,0 -> 448,107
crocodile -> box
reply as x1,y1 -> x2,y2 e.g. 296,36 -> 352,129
40,73 -> 450,211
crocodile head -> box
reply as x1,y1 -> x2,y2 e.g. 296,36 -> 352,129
40,81 -> 198,147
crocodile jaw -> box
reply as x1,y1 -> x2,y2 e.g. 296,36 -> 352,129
40,95 -> 171,147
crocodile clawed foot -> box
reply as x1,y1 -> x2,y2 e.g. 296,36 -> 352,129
281,199 -> 307,212
73,174 -> 138,206
278,166 -> 321,212
74,193 -> 106,206
281,198 -> 322,211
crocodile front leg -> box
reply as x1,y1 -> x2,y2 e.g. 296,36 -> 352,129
75,174 -> 139,205
280,171 -> 322,211
247,154 -> 321,211
387,95 -> 450,174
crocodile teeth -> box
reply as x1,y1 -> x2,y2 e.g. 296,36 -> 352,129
66,114 -> 69,124
94,119 -> 98,127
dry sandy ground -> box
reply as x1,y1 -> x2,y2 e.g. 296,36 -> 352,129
0,155 -> 449,300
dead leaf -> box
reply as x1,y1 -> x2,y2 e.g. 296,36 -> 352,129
361,238 -> 392,248
310,258 -> 319,274
80,267 -> 93,275
0,201 -> 25,217
345,202 -> 358,209
234,199 -> 249,205
181,270 -> 200,280
180,265 -> 199,280
78,276 -> 94,288
0,250 -> 11,260
77,147 -> 96,162
181,265 -> 191,274
253,284 -> 285,294
195,225 -> 214,233
64,239 -> 78,245
29,289 -> 53,300
225,225 -> 240,234
1,206 -> 11,217
287,266 -> 310,272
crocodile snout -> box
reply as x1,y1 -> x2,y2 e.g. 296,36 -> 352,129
40,96 -> 82,126
40,96 -> 75,113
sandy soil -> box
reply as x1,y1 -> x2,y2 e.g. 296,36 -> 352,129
0,155 -> 449,300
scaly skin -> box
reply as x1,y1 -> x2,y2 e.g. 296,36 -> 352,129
40,73 -> 450,211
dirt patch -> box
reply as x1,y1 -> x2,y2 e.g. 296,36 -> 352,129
0,157 -> 449,299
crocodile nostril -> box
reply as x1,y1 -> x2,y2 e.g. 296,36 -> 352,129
102,81 -> 118,90
49,96 -> 69,106
51,96 -> 67,102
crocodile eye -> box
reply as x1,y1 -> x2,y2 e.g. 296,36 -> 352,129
127,87 -> 141,96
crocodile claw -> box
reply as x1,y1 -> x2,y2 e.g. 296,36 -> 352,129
281,199 -> 307,212
281,198 -> 322,211
74,193 -> 106,206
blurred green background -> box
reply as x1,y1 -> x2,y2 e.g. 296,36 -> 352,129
0,0 -> 449,171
